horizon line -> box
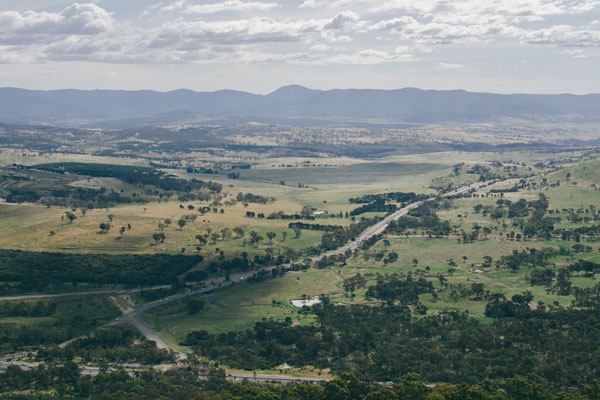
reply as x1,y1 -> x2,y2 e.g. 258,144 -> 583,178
1,85 -> 598,97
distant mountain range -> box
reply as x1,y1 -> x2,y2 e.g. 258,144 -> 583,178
1,85 -> 599,128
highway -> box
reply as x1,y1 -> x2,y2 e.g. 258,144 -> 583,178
318,181 -> 485,258
105,272 -> 256,359
104,181 -> 485,360
33,181 -> 486,378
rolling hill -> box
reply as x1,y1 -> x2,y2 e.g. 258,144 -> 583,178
1,85 -> 599,128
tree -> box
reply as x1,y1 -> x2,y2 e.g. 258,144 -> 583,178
294,228 -> 302,239
210,232 -> 220,244
152,232 -> 165,244
178,218 -> 186,230
249,231 -> 263,247
324,380 -> 350,400
119,226 -> 126,237
99,222 -> 110,234
282,231 -> 288,242
233,227 -> 245,238
195,234 -> 207,245
65,212 -> 77,224
107,214 -> 114,222
483,255 -> 493,267
266,231 -> 276,244
383,239 -> 390,251
221,228 -> 231,240
556,268 -> 572,295
471,283 -> 485,300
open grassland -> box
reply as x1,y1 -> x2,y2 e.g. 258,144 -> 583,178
534,185 -> 600,210
221,162 -> 448,187
4,150 -> 600,343
352,237 -> 552,273
0,151 -> 148,168
142,235 -> 599,337
348,237 -> 598,318
0,196 -> 326,259
389,149 -> 597,166
143,268 -> 343,340
172,161 -> 445,210
436,193 -> 539,234
0,158 -> 447,262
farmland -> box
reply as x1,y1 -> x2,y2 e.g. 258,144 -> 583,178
2,122 -> 600,396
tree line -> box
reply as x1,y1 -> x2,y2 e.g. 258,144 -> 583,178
31,162 -> 222,193
0,250 -> 203,292
2,365 -> 598,399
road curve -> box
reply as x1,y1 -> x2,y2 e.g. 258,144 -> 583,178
100,182 -> 487,364
105,273 -> 255,359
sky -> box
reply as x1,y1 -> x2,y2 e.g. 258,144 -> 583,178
0,0 -> 599,94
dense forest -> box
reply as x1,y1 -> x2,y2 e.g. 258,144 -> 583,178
5,186 -> 142,208
349,192 -> 429,204
2,365 -> 599,399
37,326 -> 175,365
386,202 -> 452,237
185,274 -> 600,388
31,163 -> 222,193
0,250 -> 203,292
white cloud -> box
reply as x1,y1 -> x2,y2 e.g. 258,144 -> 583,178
150,17 -> 313,46
370,16 -> 521,44
521,25 -> 600,46
323,11 -> 362,30
184,1 -> 281,14
0,0 -> 598,68
368,0 -> 599,44
299,0 -> 320,8
438,62 -> 464,69
0,3 -> 113,39
323,47 -> 418,64
310,43 -> 331,51
564,49 -> 587,57
368,0 -> 597,20
0,3 -> 116,62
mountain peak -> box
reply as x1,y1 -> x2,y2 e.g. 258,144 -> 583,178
266,85 -> 317,101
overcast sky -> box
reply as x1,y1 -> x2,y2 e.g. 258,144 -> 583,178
0,0 -> 598,93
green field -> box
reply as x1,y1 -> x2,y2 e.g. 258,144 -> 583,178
141,234 -> 600,344
224,162 -> 448,187
143,268 -> 342,340
3,148 -> 600,358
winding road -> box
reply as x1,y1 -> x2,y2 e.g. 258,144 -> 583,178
4,181 -> 487,379
105,272 -> 255,359
106,181 -> 486,360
